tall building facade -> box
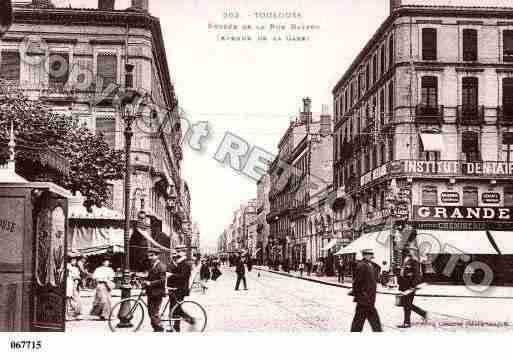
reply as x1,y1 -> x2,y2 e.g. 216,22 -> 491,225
332,1 -> 513,284
256,174 -> 270,264
267,98 -> 333,266
2,0 -> 187,258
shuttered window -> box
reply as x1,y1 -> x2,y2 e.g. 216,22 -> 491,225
463,29 -> 478,62
504,30 -> 513,62
0,52 -> 20,83
95,117 -> 116,148
97,54 -> 117,90
422,28 -> 437,61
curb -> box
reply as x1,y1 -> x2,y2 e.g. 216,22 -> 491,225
255,267 -> 513,299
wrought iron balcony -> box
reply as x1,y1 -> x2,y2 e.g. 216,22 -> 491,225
498,106 -> 513,125
456,105 -> 484,126
415,104 -> 444,125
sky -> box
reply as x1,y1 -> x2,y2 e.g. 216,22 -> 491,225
49,0 -> 389,248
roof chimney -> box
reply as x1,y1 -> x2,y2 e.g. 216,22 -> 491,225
98,0 -> 115,10
300,97 -> 312,124
390,0 -> 401,13
130,0 -> 148,12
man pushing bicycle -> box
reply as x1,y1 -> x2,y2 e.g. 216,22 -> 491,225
167,249 -> 195,332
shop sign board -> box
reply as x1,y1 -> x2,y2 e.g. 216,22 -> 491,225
482,192 -> 501,204
413,206 -> 513,222
441,192 -> 460,203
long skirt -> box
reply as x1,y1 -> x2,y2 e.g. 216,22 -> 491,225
66,281 -> 81,319
90,283 -> 112,319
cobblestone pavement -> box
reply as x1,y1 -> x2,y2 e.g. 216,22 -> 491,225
67,266 -> 513,333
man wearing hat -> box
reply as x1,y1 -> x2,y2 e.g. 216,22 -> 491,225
350,249 -> 383,332
144,248 -> 167,332
167,249 -> 194,332
397,244 -> 427,328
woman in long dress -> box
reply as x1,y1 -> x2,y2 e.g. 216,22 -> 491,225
66,255 -> 82,320
90,257 -> 115,320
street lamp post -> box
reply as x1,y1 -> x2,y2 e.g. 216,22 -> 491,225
0,0 -> 13,38
116,63 -> 143,328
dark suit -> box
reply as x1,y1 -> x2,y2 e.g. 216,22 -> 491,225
350,259 -> 382,332
167,259 -> 192,332
235,259 -> 247,290
398,256 -> 426,325
146,260 -> 167,331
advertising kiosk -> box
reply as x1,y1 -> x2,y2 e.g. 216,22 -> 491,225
0,180 -> 70,331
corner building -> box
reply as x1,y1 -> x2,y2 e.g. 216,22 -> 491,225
332,0 -> 513,285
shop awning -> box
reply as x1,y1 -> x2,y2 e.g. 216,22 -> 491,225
489,231 -> 513,255
322,238 -> 339,251
135,228 -> 172,252
79,244 -> 124,256
420,133 -> 445,152
335,231 -> 391,268
416,231 -> 499,254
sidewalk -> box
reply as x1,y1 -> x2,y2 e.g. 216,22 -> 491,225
255,266 -> 513,299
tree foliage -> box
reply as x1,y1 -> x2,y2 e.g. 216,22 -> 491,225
0,82 -> 125,209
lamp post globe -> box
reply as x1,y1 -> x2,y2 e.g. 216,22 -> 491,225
0,0 -> 13,38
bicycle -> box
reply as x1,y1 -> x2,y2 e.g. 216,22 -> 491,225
108,287 -> 207,333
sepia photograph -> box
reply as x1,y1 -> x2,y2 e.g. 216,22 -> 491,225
1,0 -> 513,355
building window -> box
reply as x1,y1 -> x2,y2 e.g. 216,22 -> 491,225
49,53 -> 70,89
462,131 -> 480,162
105,184 -> 114,209
388,80 -> 394,123
366,62 -> 370,90
388,138 -> 394,161
372,54 -> 378,84
420,136 -> 441,162
463,186 -> 478,207
380,44 -> 386,76
463,29 -> 478,61
503,78 -> 513,119
389,34 -> 394,68
462,77 -> 478,114
503,132 -> 513,162
503,30 -> 513,62
421,76 -> 438,109
422,186 -> 438,206
379,88 -> 385,127
422,28 -> 437,61
373,145 -> 379,168
95,117 -> 116,148
505,187 -> 513,206
97,54 -> 117,90
0,51 -> 20,83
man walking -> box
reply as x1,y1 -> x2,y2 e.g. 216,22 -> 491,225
144,248 -> 167,332
397,245 -> 428,328
350,249 -> 383,332
234,255 -> 248,290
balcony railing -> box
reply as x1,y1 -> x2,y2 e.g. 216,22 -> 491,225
498,106 -> 513,125
456,105 -> 484,125
415,104 -> 444,125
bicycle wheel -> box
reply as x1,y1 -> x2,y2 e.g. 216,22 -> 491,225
108,298 -> 146,332
169,300 -> 207,332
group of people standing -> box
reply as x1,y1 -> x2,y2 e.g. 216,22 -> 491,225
349,245 -> 428,332
66,253 -> 115,321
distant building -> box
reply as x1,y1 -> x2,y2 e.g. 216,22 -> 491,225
267,98 -> 333,266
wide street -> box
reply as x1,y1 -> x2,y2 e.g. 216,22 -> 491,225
67,266 -> 513,333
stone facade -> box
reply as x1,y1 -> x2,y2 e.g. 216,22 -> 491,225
2,1 -> 187,251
